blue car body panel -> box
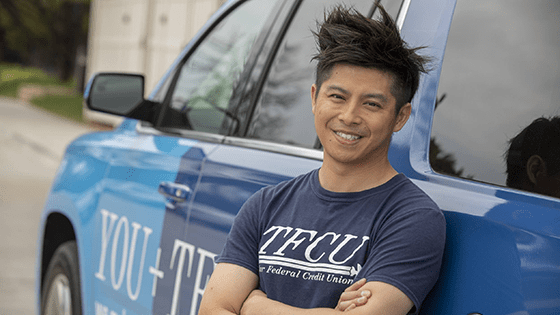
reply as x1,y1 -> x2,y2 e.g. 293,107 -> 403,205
396,1 -> 560,313
37,0 -> 560,314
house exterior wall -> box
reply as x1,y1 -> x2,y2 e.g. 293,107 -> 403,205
84,0 -> 225,125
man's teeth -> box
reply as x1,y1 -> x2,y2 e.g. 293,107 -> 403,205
336,132 -> 360,140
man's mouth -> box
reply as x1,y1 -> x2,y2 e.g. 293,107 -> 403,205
335,131 -> 362,141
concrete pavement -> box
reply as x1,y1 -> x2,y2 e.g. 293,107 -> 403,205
0,96 -> 102,314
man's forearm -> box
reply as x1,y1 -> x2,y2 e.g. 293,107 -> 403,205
198,263 -> 260,315
199,295 -> 244,315
240,281 -> 413,315
199,307 -> 238,315
240,290 -> 341,315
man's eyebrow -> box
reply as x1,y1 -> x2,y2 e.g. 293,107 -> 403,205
325,85 -> 349,94
363,93 -> 389,103
326,85 -> 389,103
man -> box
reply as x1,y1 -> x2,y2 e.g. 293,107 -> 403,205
199,4 -> 446,315
505,116 -> 560,199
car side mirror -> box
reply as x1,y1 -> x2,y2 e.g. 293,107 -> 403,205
84,73 -> 160,124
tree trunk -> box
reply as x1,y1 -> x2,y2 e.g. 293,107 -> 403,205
0,27 -> 5,62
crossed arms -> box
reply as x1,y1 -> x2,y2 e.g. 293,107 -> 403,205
198,263 -> 414,315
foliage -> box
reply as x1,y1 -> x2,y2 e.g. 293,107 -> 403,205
30,94 -> 84,123
0,63 -> 74,97
0,63 -> 82,122
429,137 -> 468,178
0,0 -> 90,82
429,93 -> 473,179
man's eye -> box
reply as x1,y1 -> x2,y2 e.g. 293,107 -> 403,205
330,94 -> 344,100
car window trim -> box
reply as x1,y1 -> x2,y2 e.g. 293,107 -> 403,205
395,0 -> 411,29
238,0 -> 406,148
222,0 -> 294,136
137,120 -> 323,161
236,0 -> 303,137
224,136 -> 324,161
153,0 -> 287,129
141,0 -> 413,155
137,121 -> 226,144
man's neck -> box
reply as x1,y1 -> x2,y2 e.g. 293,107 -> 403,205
318,159 -> 398,193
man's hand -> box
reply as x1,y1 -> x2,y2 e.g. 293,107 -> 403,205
240,289 -> 267,315
199,263 -> 259,315
335,278 -> 371,312
206,265 -> 412,315
241,279 -> 372,314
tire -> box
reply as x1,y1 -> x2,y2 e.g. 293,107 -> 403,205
41,240 -> 82,315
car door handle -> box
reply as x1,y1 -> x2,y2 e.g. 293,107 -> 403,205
158,181 -> 192,203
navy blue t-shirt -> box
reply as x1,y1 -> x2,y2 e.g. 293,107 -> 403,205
217,169 -> 445,314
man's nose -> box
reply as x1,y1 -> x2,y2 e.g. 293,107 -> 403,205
338,102 -> 361,125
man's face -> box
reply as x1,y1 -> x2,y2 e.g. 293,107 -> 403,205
311,64 -> 411,168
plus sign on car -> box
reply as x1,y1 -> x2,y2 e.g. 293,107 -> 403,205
36,0 -> 560,314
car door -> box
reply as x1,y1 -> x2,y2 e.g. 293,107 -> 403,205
148,0 -> 288,314
183,1 -> 404,314
90,0 -> 288,314
89,125 -> 220,315
390,0 -> 560,314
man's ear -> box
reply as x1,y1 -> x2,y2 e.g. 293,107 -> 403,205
311,84 -> 317,114
526,154 -> 547,185
393,103 -> 411,132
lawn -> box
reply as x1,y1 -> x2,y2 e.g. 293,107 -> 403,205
31,94 -> 84,122
0,63 -> 75,96
0,63 -> 83,122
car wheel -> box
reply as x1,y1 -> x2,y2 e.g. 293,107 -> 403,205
41,240 -> 82,315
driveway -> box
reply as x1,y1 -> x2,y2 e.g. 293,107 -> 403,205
0,96 -> 101,314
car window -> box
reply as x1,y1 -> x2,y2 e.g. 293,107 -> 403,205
246,0 -> 404,149
160,0 -> 281,135
431,0 -> 560,198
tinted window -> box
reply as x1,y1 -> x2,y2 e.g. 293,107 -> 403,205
431,1 -> 560,198
161,0 -> 280,134
247,0 -> 404,149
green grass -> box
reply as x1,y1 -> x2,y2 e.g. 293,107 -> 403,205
30,94 -> 84,123
0,63 -> 75,97
1,63 -> 83,122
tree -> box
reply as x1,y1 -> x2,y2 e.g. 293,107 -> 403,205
429,93 -> 473,178
0,0 -> 90,83
0,0 -> 27,62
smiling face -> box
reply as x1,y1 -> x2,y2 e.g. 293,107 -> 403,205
312,64 -> 411,170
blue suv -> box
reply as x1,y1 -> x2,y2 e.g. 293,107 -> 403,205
37,0 -> 560,314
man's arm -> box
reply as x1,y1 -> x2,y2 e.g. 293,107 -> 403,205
336,278 -> 371,311
199,263 -> 259,315
199,263 -> 374,315
241,281 -> 414,315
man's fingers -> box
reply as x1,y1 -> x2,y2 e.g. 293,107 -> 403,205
337,300 -> 353,311
336,290 -> 371,311
360,290 -> 371,299
335,279 -> 371,311
344,278 -> 367,292
337,292 -> 370,312
339,289 -> 371,302
339,291 -> 357,301
344,303 -> 356,312
356,294 -> 368,305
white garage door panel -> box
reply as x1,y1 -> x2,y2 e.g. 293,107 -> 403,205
85,0 -> 225,125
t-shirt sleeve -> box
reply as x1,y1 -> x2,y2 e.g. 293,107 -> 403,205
215,188 -> 263,275
360,204 -> 446,315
